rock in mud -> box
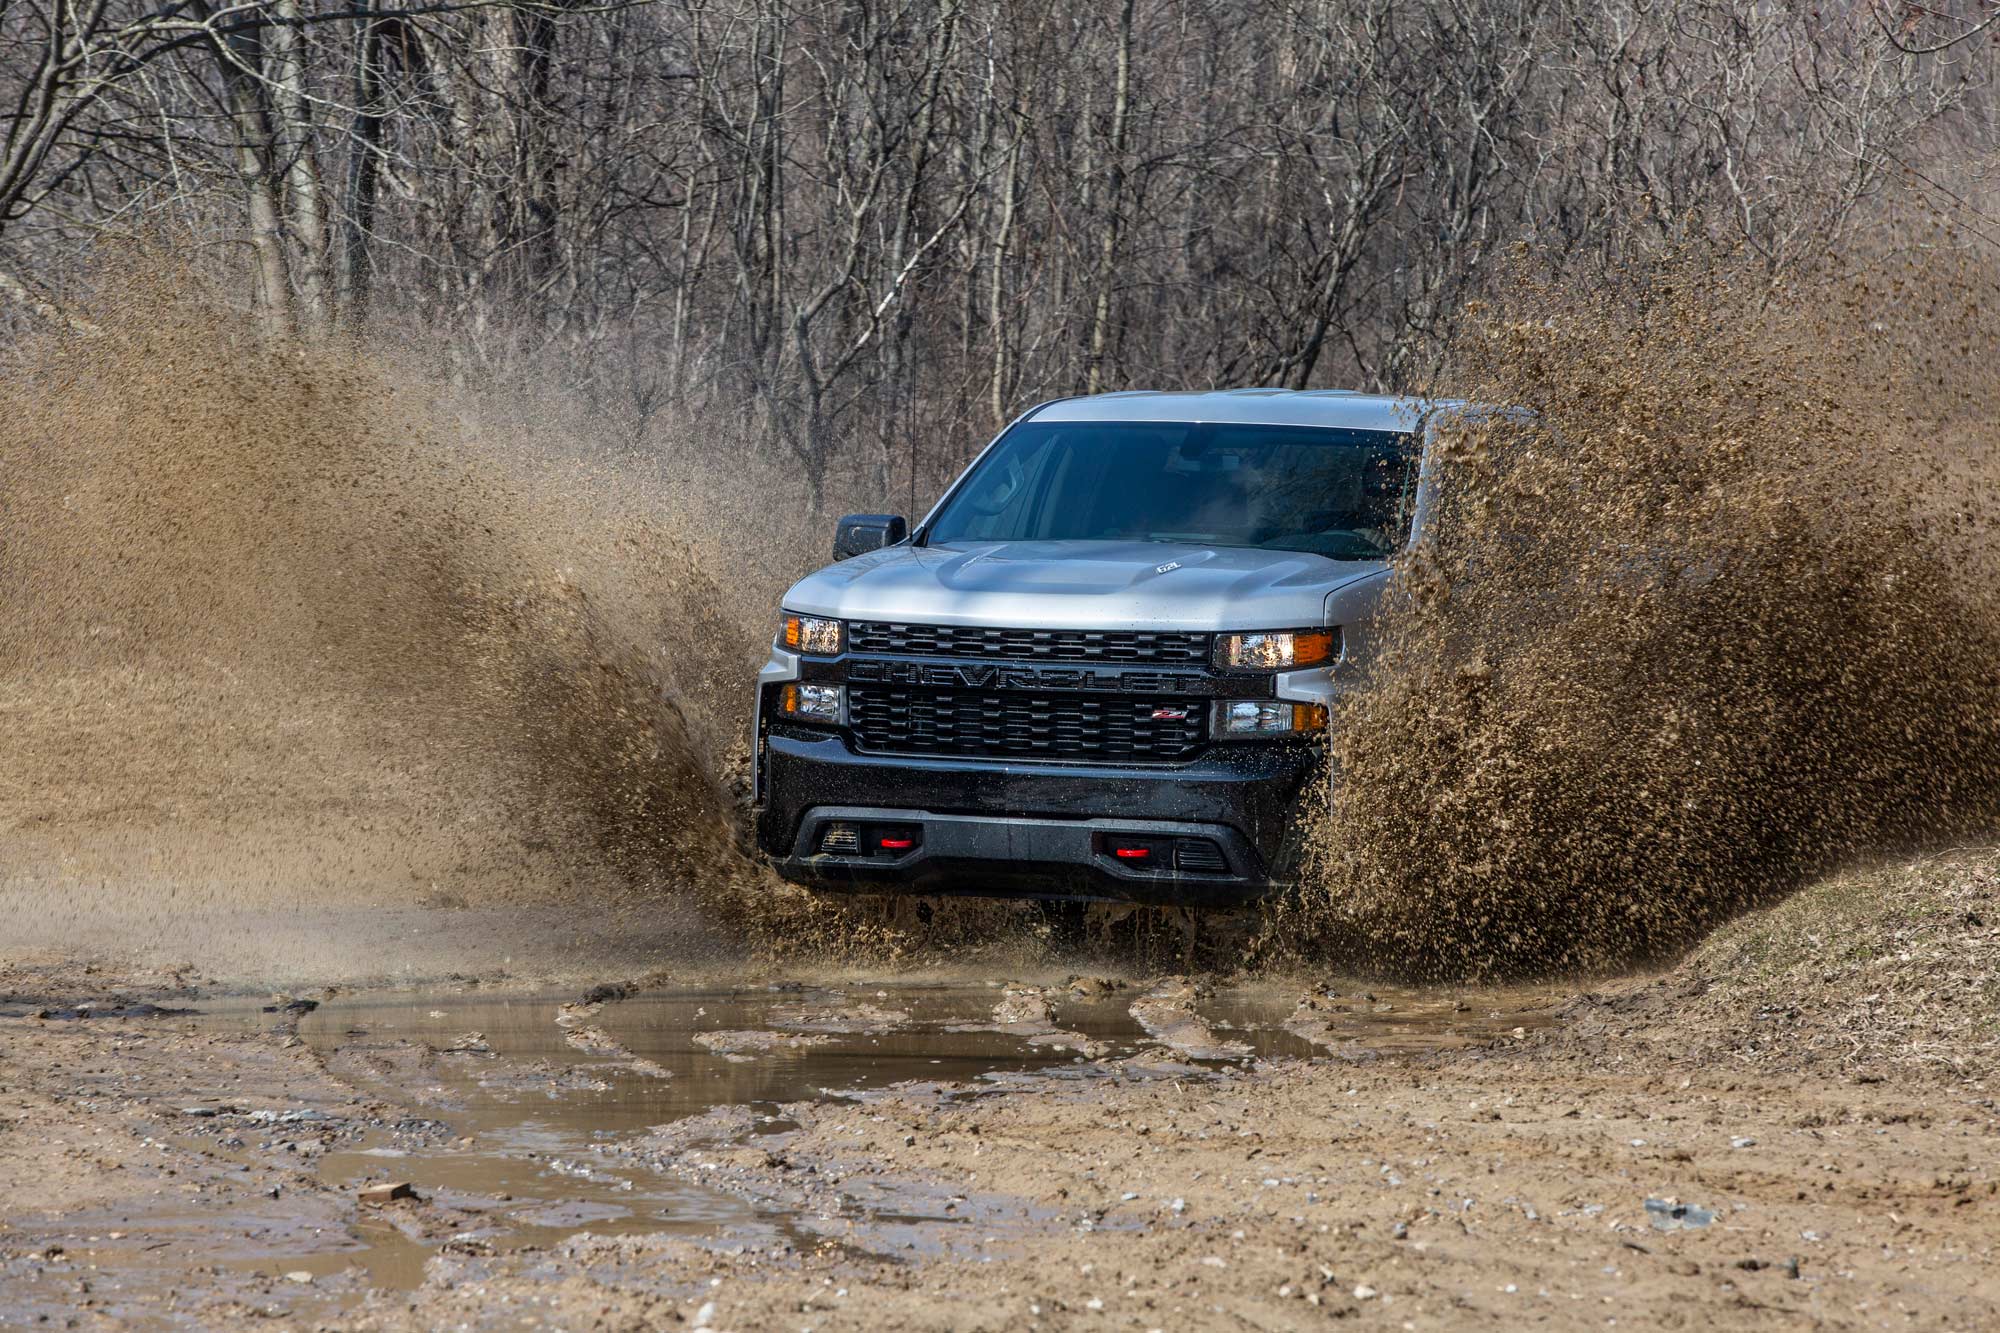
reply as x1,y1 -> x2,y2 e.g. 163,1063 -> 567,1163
247,1108 -> 334,1125
558,1021 -> 617,1053
611,1106 -> 764,1173
359,1181 -> 417,1205
477,1059 -> 611,1095
1284,989 -> 1379,1060
991,988 -> 1053,1026
1645,1198 -> 1716,1231
325,1040 -> 464,1109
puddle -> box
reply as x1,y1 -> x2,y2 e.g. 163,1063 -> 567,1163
6,977 -> 1560,1315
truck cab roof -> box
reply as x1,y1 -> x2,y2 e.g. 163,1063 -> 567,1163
1027,389 -> 1442,433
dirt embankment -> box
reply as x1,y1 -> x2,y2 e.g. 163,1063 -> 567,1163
1543,851 -> 2000,1084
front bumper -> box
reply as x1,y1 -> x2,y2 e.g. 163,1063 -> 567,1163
755,722 -> 1318,904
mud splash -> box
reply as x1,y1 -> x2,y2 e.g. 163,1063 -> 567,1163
13,255 -> 1999,988
0,270 -> 788,958
1293,253 -> 2000,979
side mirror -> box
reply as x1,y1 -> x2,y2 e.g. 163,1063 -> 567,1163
833,513 -> 907,561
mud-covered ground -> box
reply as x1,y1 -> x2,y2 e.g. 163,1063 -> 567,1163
2,853 -> 1994,1331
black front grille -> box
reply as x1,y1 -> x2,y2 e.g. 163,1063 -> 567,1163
849,622 -> 1209,664
848,687 -> 1206,762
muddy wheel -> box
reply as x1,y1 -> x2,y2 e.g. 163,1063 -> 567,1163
1033,898 -> 1092,951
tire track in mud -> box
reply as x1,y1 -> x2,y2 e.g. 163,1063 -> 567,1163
554,999 -> 671,1078
946,985 -> 1109,1058
1128,978 -> 1253,1062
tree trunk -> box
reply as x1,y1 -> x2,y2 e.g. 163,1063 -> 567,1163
987,113 -> 1023,427
514,6 -> 562,307
338,3 -> 390,321
1083,0 -> 1135,395
268,0 -> 329,330
210,12 -> 293,334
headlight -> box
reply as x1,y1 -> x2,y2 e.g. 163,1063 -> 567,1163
782,614 -> 843,655
779,683 -> 844,723
1214,700 -> 1329,737
1214,629 -> 1338,671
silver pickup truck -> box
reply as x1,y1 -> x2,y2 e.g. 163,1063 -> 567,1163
751,389 -> 1441,906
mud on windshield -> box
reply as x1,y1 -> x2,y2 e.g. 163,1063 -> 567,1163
924,420 -> 1417,561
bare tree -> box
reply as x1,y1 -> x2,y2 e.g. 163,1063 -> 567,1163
0,0 -> 1986,502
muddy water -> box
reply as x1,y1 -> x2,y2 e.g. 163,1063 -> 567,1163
100,981 -> 1560,1299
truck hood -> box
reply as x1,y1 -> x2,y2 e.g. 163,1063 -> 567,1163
781,540 -> 1388,631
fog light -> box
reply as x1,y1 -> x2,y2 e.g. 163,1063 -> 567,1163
780,682 -> 843,723
1215,700 -> 1327,736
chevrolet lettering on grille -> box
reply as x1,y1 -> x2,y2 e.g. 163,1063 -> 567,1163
846,659 -> 1200,695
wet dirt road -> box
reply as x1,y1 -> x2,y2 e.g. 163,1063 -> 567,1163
1,977 -> 1558,1319
2,944 -> 1996,1331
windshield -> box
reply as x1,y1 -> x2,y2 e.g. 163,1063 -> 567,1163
924,420 -> 1418,560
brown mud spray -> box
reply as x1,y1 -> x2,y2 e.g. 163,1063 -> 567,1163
1288,253 -> 2000,979
0,273 -> 788,969
9,258 -> 1998,982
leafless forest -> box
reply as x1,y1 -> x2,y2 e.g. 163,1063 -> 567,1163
3,0 -> 1997,504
